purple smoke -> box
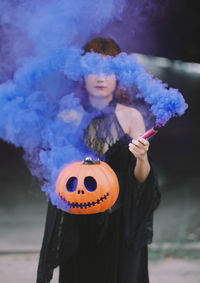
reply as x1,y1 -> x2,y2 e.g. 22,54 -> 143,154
0,0 -> 187,210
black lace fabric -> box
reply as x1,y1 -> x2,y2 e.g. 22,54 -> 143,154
83,110 -> 125,158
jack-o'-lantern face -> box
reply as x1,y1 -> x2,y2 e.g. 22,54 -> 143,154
56,157 -> 119,214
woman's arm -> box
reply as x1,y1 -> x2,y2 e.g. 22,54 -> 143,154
115,103 -> 151,183
127,107 -> 150,183
129,137 -> 150,183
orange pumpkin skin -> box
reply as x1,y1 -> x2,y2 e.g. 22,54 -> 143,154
56,158 -> 119,214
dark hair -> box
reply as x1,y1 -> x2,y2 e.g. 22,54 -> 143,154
83,37 -> 121,56
77,37 -> 132,106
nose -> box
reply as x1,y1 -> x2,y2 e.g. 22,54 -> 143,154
77,190 -> 85,194
97,73 -> 105,81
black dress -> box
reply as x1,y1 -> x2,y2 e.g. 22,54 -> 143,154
36,104 -> 161,283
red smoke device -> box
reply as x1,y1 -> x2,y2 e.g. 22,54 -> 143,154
141,125 -> 161,140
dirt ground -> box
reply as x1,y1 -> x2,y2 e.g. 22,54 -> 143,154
0,253 -> 200,283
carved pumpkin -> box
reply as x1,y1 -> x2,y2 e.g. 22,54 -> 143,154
56,157 -> 119,214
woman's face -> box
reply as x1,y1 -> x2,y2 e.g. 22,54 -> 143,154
84,73 -> 117,99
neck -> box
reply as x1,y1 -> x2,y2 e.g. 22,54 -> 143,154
88,94 -> 113,110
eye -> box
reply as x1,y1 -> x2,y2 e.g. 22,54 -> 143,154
66,177 -> 78,192
84,176 -> 97,192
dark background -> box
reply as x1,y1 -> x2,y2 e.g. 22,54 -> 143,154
117,0 -> 200,63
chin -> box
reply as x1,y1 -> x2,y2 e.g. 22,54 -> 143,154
92,91 -> 108,97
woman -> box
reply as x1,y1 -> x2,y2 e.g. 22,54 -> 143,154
37,37 -> 160,283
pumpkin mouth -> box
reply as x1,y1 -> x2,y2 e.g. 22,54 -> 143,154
59,192 -> 110,209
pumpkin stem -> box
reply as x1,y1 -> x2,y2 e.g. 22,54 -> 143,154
83,157 -> 100,165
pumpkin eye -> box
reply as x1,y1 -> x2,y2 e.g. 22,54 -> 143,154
84,176 -> 97,192
66,177 -> 78,192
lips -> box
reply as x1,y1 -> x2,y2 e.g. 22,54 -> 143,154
95,86 -> 106,89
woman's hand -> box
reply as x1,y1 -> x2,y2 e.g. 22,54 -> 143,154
129,137 -> 150,183
128,137 -> 149,161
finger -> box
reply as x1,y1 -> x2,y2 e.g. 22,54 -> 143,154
129,148 -> 144,159
129,145 -> 146,156
131,139 -> 140,146
129,143 -> 135,151
129,143 -> 136,152
137,137 -> 149,146
128,143 -> 136,148
132,139 -> 149,151
133,147 -> 146,155
129,146 -> 138,156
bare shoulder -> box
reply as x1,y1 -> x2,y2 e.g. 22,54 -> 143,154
115,103 -> 145,139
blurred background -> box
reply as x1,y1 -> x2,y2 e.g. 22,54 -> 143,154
0,0 -> 200,282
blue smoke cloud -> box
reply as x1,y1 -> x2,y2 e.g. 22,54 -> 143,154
0,0 -> 127,208
0,0 -> 187,210
64,51 -> 188,125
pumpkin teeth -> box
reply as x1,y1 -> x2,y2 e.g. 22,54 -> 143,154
59,193 -> 110,209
